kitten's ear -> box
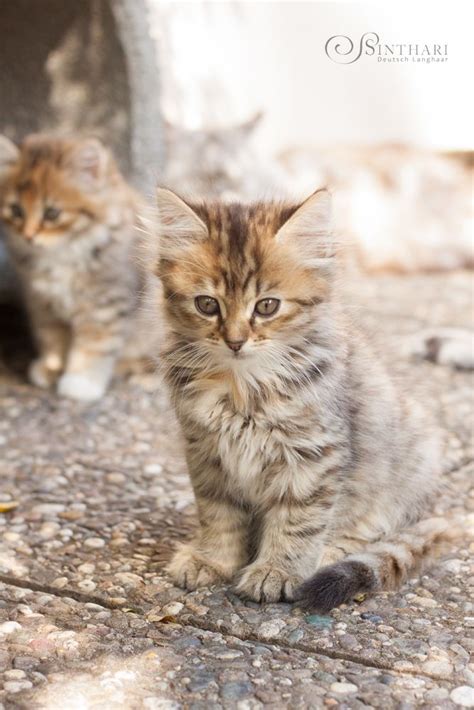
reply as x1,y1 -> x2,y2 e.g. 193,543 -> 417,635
156,188 -> 208,258
65,138 -> 109,188
238,111 -> 263,135
0,136 -> 19,179
276,189 -> 334,268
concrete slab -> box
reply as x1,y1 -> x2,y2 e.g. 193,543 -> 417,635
0,582 -> 465,709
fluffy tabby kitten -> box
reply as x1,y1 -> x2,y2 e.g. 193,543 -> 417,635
152,187 -> 446,611
0,134 -> 141,402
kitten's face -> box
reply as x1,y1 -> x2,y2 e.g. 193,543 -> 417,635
156,189 -> 333,377
0,135 -> 108,247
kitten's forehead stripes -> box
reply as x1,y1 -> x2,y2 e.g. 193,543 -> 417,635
185,200 -> 299,296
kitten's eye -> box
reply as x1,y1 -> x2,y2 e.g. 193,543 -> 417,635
195,295 -> 220,316
43,206 -> 61,222
254,298 -> 280,316
9,203 -> 23,220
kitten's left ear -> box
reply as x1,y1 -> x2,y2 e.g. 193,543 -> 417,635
65,138 -> 109,188
0,136 -> 20,179
276,189 -> 334,267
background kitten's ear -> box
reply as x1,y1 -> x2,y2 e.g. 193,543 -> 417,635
238,111 -> 264,136
0,136 -> 20,179
65,138 -> 109,188
276,189 -> 334,267
156,188 -> 208,259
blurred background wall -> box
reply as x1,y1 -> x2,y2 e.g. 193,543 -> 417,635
153,1 -> 473,155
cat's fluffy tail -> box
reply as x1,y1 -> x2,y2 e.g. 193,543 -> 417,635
296,518 -> 454,613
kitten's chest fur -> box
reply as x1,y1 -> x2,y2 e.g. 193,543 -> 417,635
184,377 -> 344,504
11,226 -> 110,319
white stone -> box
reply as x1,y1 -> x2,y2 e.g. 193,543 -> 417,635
107,472 -> 126,484
84,537 -> 106,548
115,572 -> 143,587
39,522 -> 60,539
144,463 -> 163,476
258,619 -> 286,639
237,701 -> 264,710
143,699 -> 181,710
411,595 -> 438,608
443,559 -> 463,574
422,659 -> 453,676
5,669 -> 26,680
450,686 -> 474,707
3,531 -> 20,542
161,602 -> 184,616
78,563 -> 96,574
0,621 -> 21,635
4,680 -> 33,693
330,682 -> 358,694
78,579 -> 97,592
425,688 -> 449,702
31,503 -> 65,516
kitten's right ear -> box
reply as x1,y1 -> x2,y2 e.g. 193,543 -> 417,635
64,138 -> 109,188
0,136 -> 20,179
156,188 -> 208,258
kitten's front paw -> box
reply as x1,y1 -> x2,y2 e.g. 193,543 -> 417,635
235,563 -> 301,603
57,372 -> 108,402
29,357 -> 61,389
167,544 -> 228,591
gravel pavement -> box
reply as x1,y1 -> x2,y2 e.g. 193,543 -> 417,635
0,271 -> 473,709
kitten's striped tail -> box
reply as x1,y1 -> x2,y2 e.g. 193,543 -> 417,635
296,518 -> 453,613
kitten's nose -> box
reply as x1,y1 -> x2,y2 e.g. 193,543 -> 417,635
23,227 -> 38,240
225,339 -> 245,353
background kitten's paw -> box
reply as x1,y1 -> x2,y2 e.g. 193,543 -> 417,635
57,373 -> 108,402
167,544 -> 225,591
235,563 -> 301,603
28,357 -> 61,389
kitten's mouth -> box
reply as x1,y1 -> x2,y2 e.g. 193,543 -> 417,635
219,347 -> 249,364
226,350 -> 245,359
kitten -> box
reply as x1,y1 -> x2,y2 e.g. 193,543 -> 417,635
163,113 -> 289,201
150,187 -> 447,611
0,134 -> 141,402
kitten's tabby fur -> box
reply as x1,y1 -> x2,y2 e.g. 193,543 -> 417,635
0,134 -> 141,401
152,187 -> 446,611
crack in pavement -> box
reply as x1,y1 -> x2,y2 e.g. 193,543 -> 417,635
0,573 -> 136,611
0,573 -> 456,685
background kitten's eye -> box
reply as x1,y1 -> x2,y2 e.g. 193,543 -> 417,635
9,202 -> 23,220
43,206 -> 61,222
195,295 -> 220,316
254,298 -> 280,316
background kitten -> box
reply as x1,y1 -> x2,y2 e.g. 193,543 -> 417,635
163,116 -> 473,273
149,187 -> 447,611
163,113 -> 289,201
280,143 -> 473,273
0,134 -> 143,402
